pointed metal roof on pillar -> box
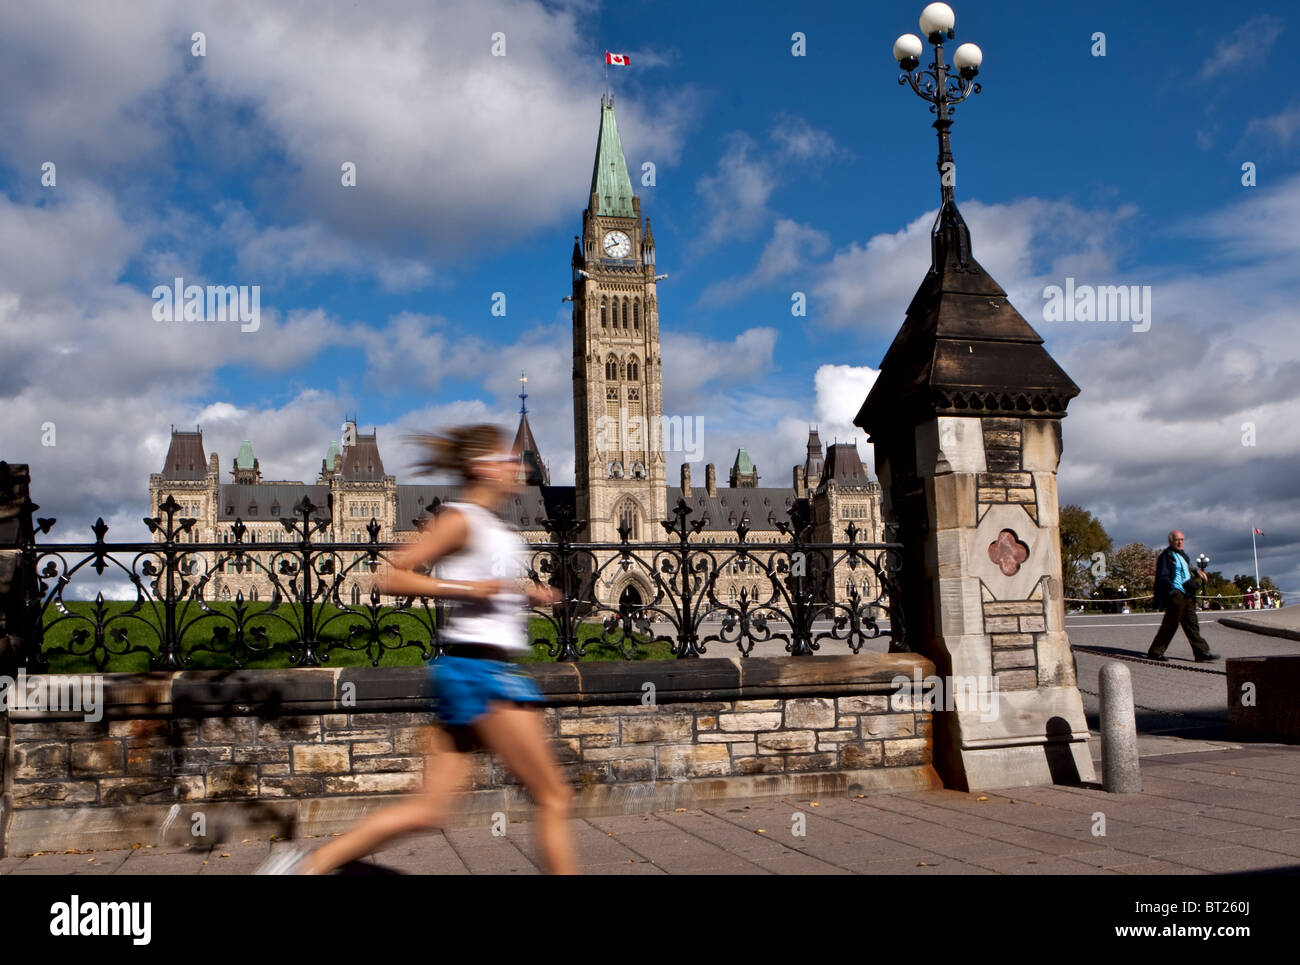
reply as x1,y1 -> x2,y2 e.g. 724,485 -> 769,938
855,198 -> 1080,437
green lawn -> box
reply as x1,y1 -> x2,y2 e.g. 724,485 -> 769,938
36,600 -> 672,673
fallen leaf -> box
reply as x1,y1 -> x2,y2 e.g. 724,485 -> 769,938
810,802 -> 820,807
674,808 -> 686,812
976,796 -> 988,802
756,829 -> 766,834
220,853 -> 231,858
917,861 -> 928,867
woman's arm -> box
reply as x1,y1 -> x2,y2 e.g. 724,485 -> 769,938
376,508 -> 500,601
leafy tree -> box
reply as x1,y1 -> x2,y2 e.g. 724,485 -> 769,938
1202,570 -> 1237,602
1059,505 -> 1113,598
1100,542 -> 1157,606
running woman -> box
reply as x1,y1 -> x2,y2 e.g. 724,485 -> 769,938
259,424 -> 576,874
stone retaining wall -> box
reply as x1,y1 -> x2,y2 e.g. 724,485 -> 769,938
2,652 -> 940,855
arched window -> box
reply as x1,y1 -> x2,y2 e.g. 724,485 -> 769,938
621,298 -> 628,328
221,586 -> 231,601
600,298 -> 607,327
633,300 -> 639,329
606,357 -> 618,380
616,499 -> 641,540
627,357 -> 639,381
351,584 -> 361,606
250,587 -> 259,602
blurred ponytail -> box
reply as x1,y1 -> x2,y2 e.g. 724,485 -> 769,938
407,424 -> 503,482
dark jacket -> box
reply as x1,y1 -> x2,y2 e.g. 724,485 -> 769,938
1154,547 -> 1194,609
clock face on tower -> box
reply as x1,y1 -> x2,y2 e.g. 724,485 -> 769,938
602,230 -> 631,259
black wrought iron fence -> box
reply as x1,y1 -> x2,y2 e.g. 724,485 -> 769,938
11,494 -> 906,672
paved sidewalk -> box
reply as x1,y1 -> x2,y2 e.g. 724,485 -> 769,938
3,743 -> 1298,875
1218,604 -> 1300,642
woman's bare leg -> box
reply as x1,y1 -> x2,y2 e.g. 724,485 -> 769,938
473,703 -> 576,874
305,725 -> 470,874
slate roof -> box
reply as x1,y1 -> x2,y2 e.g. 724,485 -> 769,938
340,432 -> 387,481
818,443 -> 870,488
219,484 -> 330,520
161,430 -> 207,480
665,486 -> 797,533
512,412 -> 549,486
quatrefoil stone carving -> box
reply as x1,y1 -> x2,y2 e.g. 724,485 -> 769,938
988,528 -> 1029,577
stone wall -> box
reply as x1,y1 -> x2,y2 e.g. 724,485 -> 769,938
3,653 -> 940,855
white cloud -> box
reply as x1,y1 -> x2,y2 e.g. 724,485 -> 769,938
0,0 -> 693,275
1244,103 -> 1300,148
1199,15 -> 1283,81
697,218 -> 830,305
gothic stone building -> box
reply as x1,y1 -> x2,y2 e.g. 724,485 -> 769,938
149,96 -> 884,612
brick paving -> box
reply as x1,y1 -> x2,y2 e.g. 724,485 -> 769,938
3,742 -> 1298,875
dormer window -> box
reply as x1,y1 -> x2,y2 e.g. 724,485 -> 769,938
248,503 -> 258,515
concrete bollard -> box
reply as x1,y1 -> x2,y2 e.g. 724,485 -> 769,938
1100,662 -> 1141,793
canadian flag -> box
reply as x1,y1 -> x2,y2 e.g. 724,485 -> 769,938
1255,528 -> 1265,535
605,51 -> 629,66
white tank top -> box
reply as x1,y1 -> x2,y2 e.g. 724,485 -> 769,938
435,501 -> 529,650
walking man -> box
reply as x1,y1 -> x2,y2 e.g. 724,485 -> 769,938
1148,530 -> 1220,662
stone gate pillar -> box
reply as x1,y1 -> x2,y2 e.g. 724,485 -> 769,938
0,462 -> 38,856
855,204 -> 1095,791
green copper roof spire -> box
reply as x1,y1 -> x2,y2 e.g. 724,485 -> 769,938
235,440 -> 256,470
590,94 -> 636,218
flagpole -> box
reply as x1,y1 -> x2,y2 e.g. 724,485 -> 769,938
1252,526 -> 1260,591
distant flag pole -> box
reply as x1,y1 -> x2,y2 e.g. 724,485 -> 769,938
1253,527 -> 1264,590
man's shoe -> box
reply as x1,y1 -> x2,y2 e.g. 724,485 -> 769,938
1146,652 -> 1168,662
1195,652 -> 1221,662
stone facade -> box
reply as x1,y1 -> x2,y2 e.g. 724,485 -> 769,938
2,654 -> 939,854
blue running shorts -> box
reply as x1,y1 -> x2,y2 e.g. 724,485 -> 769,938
427,654 -> 543,730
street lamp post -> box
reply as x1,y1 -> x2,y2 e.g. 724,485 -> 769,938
893,3 -> 983,210
1196,553 -> 1210,610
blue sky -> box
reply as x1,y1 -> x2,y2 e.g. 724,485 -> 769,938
1,0 -> 1298,594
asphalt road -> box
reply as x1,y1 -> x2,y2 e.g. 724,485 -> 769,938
1066,611 -> 1300,738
